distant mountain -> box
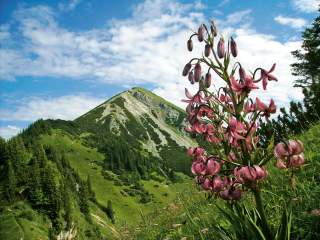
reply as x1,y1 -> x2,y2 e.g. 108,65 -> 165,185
0,87 -> 195,239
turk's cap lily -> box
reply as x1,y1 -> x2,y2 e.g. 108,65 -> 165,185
260,63 -> 278,90
191,161 -> 206,175
206,158 -> 221,175
288,139 -> 304,155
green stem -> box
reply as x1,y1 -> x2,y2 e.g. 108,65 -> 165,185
252,189 -> 273,240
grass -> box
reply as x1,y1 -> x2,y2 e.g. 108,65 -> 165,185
39,129 -> 193,238
128,122 -> 320,239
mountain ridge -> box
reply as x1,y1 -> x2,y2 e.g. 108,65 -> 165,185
0,86 -> 195,239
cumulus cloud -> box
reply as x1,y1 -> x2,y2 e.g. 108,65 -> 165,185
274,15 -> 307,29
292,0 -> 319,13
0,0 -> 305,116
0,125 -> 21,140
0,95 -> 105,121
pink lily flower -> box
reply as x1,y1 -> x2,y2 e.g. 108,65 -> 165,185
212,176 -> 223,192
288,153 -> 305,168
206,158 -> 221,175
191,161 -> 206,175
256,98 -> 276,118
202,178 -> 212,190
288,140 -> 304,155
260,63 -> 278,90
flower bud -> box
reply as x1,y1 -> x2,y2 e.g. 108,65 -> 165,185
205,72 -> 211,88
188,71 -> 195,84
187,39 -> 193,51
217,38 -> 225,59
197,24 -> 204,42
210,21 -> 217,37
230,37 -> 237,57
204,44 -> 211,57
182,63 -> 192,76
239,67 -> 246,80
194,63 -> 201,82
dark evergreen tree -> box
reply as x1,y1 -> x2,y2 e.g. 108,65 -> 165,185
291,10 -> 320,122
7,136 -> 28,184
60,182 -> 72,229
0,137 -> 6,166
86,175 -> 96,201
79,180 -> 91,222
5,159 -> 17,202
106,200 -> 115,224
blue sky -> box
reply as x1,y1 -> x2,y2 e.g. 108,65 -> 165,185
0,0 -> 319,139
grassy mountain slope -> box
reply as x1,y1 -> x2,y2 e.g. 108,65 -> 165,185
0,87 -> 196,239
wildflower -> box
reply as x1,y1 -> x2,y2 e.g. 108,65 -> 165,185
255,98 -> 276,118
191,161 -> 206,175
230,37 -> 237,57
205,72 -> 211,88
198,24 -> 204,42
212,175 -> 223,192
194,63 -> 202,82
206,158 -> 221,175
182,63 -> 192,76
260,63 -> 278,90
217,38 -> 225,58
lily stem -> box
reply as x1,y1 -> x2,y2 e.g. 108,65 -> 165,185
252,188 -> 273,240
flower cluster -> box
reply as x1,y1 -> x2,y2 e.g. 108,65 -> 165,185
182,21 -> 299,201
274,140 -> 305,169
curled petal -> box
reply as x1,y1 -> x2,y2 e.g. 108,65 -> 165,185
194,147 -> 205,156
276,159 -> 287,169
288,153 -> 305,168
206,159 -> 221,175
187,147 -> 194,157
212,176 -> 223,192
256,97 -> 267,111
288,140 -> 304,155
274,142 -> 290,158
185,88 -> 193,99
202,178 -> 212,190
191,161 -> 206,175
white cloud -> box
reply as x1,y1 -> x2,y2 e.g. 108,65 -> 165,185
58,0 -> 81,12
0,125 -> 21,140
0,0 -> 305,117
0,95 -> 105,121
292,0 -> 319,13
274,15 -> 307,29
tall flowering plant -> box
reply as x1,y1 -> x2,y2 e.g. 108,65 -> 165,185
182,21 -> 305,239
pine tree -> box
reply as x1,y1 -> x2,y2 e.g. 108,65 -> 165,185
5,159 -> 17,202
7,136 -> 28,183
106,200 -> 115,224
60,182 -> 72,229
290,11 -> 320,123
86,175 -> 96,201
0,137 -> 6,166
79,180 -> 91,222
